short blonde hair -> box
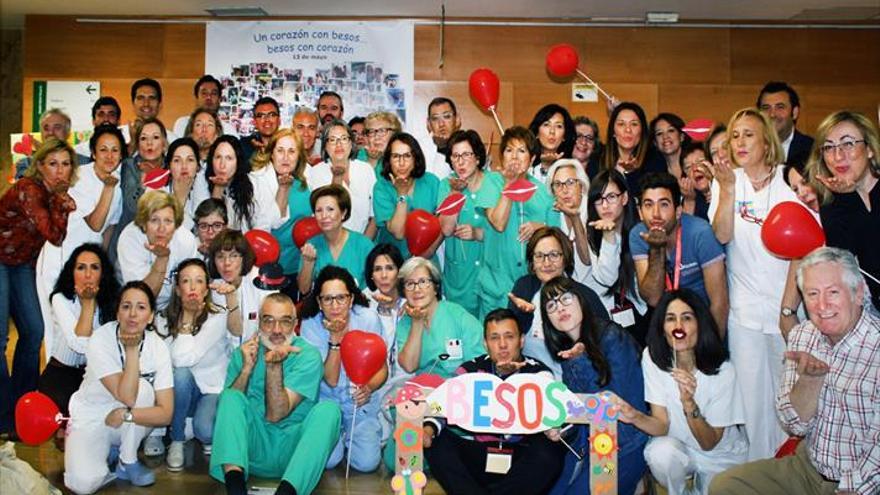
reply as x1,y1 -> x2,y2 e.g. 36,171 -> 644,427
806,110 -> 880,205
725,108 -> 783,168
364,111 -> 402,133
23,138 -> 79,186
249,128 -> 308,190
134,190 -> 183,231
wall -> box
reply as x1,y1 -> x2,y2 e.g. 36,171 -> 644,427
21,15 -> 880,148
2,28 -> 23,185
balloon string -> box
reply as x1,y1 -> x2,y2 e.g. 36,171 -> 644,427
346,399 -> 358,479
575,69 -> 612,101
489,107 -> 505,134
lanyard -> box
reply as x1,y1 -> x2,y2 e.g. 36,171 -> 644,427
664,226 -> 683,291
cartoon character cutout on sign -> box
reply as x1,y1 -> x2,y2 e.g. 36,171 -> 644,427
391,384 -> 428,495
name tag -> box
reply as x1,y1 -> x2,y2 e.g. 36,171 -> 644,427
611,307 -> 636,328
485,447 -> 512,474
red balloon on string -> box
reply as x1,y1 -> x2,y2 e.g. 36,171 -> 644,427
468,68 -> 500,111
502,178 -> 537,202
16,392 -> 62,445
435,192 -> 466,216
292,217 -> 321,248
340,330 -> 387,386
244,229 -> 281,266
143,168 -> 170,189
761,201 -> 825,259
683,118 -> 716,142
546,44 -> 580,78
405,209 -> 442,256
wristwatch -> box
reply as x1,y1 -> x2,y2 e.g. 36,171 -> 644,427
397,195 -> 407,204
781,306 -> 796,317
686,405 -> 702,419
122,408 -> 134,423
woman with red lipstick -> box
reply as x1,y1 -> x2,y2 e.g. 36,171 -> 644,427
616,289 -> 747,495
708,108 -> 798,461
650,113 -> 690,180
807,110 -> 880,310
155,258 -> 227,471
527,104 -> 576,182
539,276 -> 647,495
117,118 -> 167,244
603,102 -> 666,197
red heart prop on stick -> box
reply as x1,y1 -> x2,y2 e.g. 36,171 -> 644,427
683,118 -> 716,142
405,209 -> 441,256
143,168 -> 171,189
13,134 -> 36,156
340,330 -> 387,386
761,201 -> 825,259
468,68 -> 500,111
546,44 -> 580,78
15,392 -> 62,445
244,229 -> 281,266
503,178 -> 537,202
435,192 -> 466,216
292,217 -> 321,248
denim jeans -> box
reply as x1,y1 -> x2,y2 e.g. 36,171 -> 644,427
170,367 -> 218,444
0,262 -> 45,433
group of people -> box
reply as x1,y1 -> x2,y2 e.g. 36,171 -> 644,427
0,75 -> 878,495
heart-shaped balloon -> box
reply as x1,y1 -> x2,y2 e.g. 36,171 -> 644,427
683,118 -> 715,142
435,192 -> 466,216
405,209 -> 442,256
244,229 -> 281,266
503,178 -> 537,202
340,330 -> 388,386
761,201 -> 826,259
292,216 -> 321,248
468,68 -> 500,111
143,168 -> 171,189
15,392 -> 62,445
546,44 -> 580,78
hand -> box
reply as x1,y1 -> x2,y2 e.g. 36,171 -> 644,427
557,342 -> 585,360
541,150 -> 564,165
671,368 -> 697,405
119,330 -> 143,349
145,240 -> 171,258
277,172 -> 294,188
639,228 -> 669,249
51,180 -> 71,195
616,154 -> 637,173
100,174 -> 120,187
391,175 -> 412,195
610,394 -> 639,424
264,344 -> 301,363
453,224 -> 476,240
714,159 -> 736,190
300,242 -> 317,263
323,317 -> 349,341
371,292 -> 394,305
55,190 -> 77,211
423,424 -> 436,449
588,218 -> 616,231
250,137 -> 268,152
404,303 -> 428,321
679,175 -> 696,200
75,282 -> 99,300
210,280 -> 237,296
605,96 -> 620,116
351,385 -> 372,407
785,351 -> 830,378
307,154 -> 323,166
209,174 -> 232,188
544,427 -> 563,442
241,334 -> 259,371
816,174 -> 857,194
448,176 -> 468,192
693,160 -> 715,191
105,407 -> 126,428
495,360 -> 526,375
507,292 -> 535,313
517,221 -> 540,243
554,199 -> 581,218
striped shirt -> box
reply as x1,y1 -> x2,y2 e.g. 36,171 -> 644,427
776,309 -> 880,495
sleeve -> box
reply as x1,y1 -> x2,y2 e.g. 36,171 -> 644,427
436,180 -> 451,209
151,336 -> 174,391
590,232 -> 622,289
284,341 -> 322,402
700,362 -> 746,428
474,172 -> 501,210
628,224 -> 649,260
249,170 -> 283,231
372,178 -> 396,227
86,328 -> 123,380
20,182 -> 73,246
51,294 -> 90,355
169,314 -> 229,368
707,180 -> 720,226
641,348 -> 667,408
298,317 -> 329,362
224,347 -> 244,388
694,220 -> 725,268
117,227 -> 151,283
842,404 -> 880,495
775,325 -> 815,436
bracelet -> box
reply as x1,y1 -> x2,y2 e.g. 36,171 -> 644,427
328,343 -> 341,351
227,306 -> 240,313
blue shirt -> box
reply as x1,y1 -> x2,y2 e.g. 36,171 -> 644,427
629,214 -> 725,304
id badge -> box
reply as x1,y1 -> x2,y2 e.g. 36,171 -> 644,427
610,306 -> 636,328
485,447 -> 513,474
445,338 -> 463,359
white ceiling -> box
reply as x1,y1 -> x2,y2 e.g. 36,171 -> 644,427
3,0 -> 880,29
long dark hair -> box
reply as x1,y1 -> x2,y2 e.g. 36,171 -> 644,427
646,289 -> 728,375
586,169 -> 638,300
528,104 -> 575,165
206,135 -> 254,228
540,276 -> 611,387
603,101 -> 650,171
158,258 -> 220,339
300,265 -> 370,319
52,243 -> 120,325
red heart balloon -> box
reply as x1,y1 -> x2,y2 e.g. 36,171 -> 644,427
503,177 -> 537,202
468,68 -> 500,111
244,229 -> 281,266
15,391 -> 61,445
340,330 -> 387,386
405,209 -> 442,256
683,118 -> 716,142
761,201 -> 826,259
292,216 -> 321,248
435,192 -> 466,216
546,43 -> 580,78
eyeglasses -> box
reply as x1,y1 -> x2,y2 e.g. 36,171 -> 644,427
366,127 -> 395,138
820,139 -> 865,156
254,111 -> 279,120
429,112 -> 455,123
215,252 -> 242,263
533,250 -> 563,264
260,316 -> 296,330
326,136 -> 351,146
594,192 -> 622,206
450,151 -> 475,162
197,221 -> 226,232
390,152 -> 414,162
404,278 -> 433,291
545,292 -> 575,314
318,293 -> 351,306
575,134 -> 595,143
551,178 -> 579,190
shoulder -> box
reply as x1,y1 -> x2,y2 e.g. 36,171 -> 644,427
291,336 -> 322,364
511,274 -> 539,297
420,172 -> 440,187
520,355 -> 552,374
172,227 -> 198,248
682,215 -> 719,242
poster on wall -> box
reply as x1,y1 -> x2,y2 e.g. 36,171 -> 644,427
31,80 -> 100,132
205,21 -> 414,137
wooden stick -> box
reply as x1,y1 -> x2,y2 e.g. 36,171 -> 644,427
575,69 -> 613,101
489,106 -> 504,134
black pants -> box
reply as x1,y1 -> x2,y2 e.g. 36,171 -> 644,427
425,430 -> 565,495
37,358 -> 85,417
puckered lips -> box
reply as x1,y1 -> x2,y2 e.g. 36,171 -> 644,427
672,328 -> 686,340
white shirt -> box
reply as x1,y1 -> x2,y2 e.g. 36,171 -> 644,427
68,322 -> 173,422
116,222 -> 199,309
161,170 -> 210,232
210,267 -> 277,346
708,167 -> 798,334
781,131 -> 794,162
248,165 -> 288,231
419,138 -> 451,181
557,198 -> 591,285
155,311 -> 230,394
584,231 -> 648,315
305,159 -> 376,234
173,115 -> 238,139
49,294 -> 101,368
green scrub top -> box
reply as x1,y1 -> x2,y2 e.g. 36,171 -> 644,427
299,229 -> 375,289
395,300 -> 485,378
436,178 -> 486,317
475,172 -> 560,318
356,148 -> 385,179
272,179 -> 313,274
373,172 -> 440,260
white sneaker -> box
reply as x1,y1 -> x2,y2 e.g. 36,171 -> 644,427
166,441 -> 184,472
143,436 -> 165,456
